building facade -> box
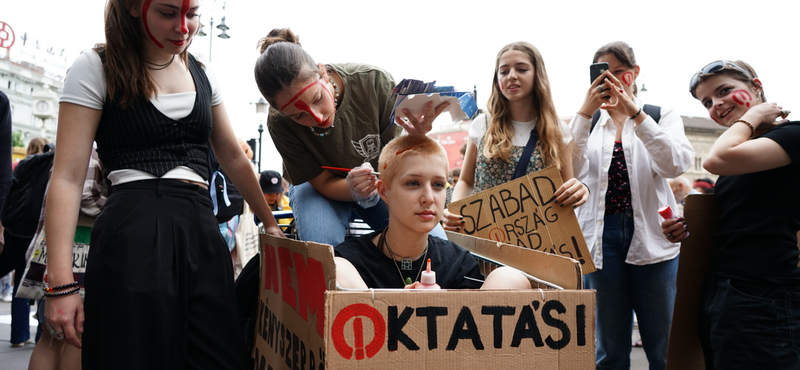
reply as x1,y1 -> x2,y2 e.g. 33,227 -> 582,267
0,22 -> 68,155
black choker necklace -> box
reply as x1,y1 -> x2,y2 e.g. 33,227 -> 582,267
146,55 -> 175,70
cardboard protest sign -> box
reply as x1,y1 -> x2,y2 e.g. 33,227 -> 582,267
447,166 -> 595,273
325,290 -> 595,369
665,194 -> 717,370
253,234 -> 336,370
447,231 -> 583,290
255,234 -> 595,370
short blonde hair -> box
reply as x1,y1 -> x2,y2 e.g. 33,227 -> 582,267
378,134 -> 448,185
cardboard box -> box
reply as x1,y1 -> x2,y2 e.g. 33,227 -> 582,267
447,166 -> 595,274
253,233 -> 595,369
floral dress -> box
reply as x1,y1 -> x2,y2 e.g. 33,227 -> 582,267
474,140 -> 546,192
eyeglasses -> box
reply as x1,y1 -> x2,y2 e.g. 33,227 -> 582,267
689,60 -> 754,95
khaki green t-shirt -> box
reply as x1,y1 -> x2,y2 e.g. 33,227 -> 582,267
268,63 -> 400,185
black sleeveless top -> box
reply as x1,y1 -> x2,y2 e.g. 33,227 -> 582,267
94,53 -> 213,180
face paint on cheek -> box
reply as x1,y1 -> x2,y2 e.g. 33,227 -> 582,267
141,0 -> 164,48
293,101 -> 323,125
621,72 -> 633,87
711,116 -> 719,124
180,0 -> 190,34
731,89 -> 753,108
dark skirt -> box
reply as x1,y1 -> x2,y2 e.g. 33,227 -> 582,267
83,179 -> 248,370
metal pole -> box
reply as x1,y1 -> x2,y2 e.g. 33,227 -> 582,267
258,123 -> 264,172
208,17 -> 213,62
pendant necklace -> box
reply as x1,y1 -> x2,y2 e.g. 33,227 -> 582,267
378,226 -> 427,286
146,55 -> 175,70
309,76 -> 339,137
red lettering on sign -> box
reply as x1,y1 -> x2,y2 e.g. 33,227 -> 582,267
278,247 -> 297,309
292,251 -> 326,337
331,304 -> 386,360
263,243 -> 279,294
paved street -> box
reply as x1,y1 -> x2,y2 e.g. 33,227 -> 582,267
1,299 -> 37,369
2,300 -> 650,369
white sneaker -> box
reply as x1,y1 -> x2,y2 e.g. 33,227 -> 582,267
1,293 -> 12,302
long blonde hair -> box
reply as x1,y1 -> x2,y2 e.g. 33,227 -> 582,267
485,42 -> 563,169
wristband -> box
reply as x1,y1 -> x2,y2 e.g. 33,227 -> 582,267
576,111 -> 592,120
44,287 -> 80,298
43,281 -> 79,292
630,108 -> 642,120
733,119 -> 756,138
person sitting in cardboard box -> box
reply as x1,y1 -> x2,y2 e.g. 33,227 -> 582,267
334,134 -> 530,289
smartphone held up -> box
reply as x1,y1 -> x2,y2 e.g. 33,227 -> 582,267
590,62 -> 608,84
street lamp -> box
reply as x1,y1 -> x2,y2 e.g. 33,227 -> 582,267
255,97 -> 269,172
196,1 -> 230,62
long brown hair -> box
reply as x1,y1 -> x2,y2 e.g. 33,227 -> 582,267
485,42 -> 563,169
94,0 -> 190,107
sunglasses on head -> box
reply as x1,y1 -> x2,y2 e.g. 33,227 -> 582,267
689,60 -> 754,94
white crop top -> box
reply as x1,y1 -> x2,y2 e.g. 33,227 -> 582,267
60,49 -> 223,186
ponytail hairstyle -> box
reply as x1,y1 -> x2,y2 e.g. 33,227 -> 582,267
593,41 -> 639,96
94,0 -> 191,108
485,42 -> 564,170
254,28 -> 324,112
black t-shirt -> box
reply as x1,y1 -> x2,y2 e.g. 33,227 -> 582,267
334,231 -> 484,289
712,121 -> 800,285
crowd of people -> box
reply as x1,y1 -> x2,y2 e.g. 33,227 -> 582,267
0,1 -> 797,370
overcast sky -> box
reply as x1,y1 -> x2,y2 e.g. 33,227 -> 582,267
4,0 -> 798,171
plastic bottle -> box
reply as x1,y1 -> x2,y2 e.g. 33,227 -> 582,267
658,205 -> 689,240
416,259 -> 441,290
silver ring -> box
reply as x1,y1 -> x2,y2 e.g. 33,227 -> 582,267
667,232 -> 674,239
46,322 -> 55,335
54,332 -> 65,340
596,85 -> 603,93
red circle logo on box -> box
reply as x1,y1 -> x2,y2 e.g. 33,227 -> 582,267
331,303 -> 386,360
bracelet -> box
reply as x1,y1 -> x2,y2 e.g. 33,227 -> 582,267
44,287 -> 80,298
580,181 -> 590,195
630,108 -> 642,120
576,111 -> 592,120
733,119 -> 756,138
43,281 -> 79,292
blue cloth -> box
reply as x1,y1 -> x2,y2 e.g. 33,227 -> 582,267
10,259 -> 31,344
583,210 -> 678,370
288,182 -> 446,246
699,276 -> 800,369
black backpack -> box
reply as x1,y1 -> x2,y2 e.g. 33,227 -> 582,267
206,144 -> 244,224
1,149 -> 55,238
590,104 -> 662,132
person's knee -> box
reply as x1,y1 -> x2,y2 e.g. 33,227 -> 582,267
481,266 -> 531,290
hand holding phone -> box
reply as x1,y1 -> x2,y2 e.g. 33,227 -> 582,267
590,62 -> 609,85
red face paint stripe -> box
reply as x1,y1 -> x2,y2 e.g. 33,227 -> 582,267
180,0 -> 190,34
622,72 -> 633,86
293,100 -> 322,125
732,89 -> 753,107
142,0 -> 164,48
279,80 -> 320,111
